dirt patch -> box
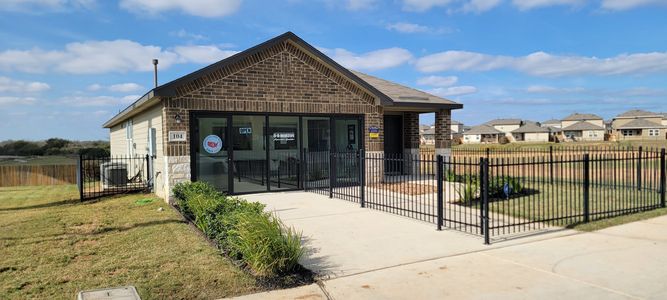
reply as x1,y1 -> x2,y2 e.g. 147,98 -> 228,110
369,183 -> 436,195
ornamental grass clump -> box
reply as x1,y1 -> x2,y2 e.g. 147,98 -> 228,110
172,181 -> 304,277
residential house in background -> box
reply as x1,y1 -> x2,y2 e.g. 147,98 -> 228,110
463,125 -> 503,144
511,123 -> 551,142
541,119 -> 561,129
561,113 -> 606,141
420,120 -> 463,145
486,119 -> 523,141
420,125 -> 435,145
612,110 -> 666,140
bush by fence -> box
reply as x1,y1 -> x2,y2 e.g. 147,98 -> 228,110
0,164 -> 77,187
172,181 -> 304,277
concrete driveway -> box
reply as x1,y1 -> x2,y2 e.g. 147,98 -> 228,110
233,192 -> 667,299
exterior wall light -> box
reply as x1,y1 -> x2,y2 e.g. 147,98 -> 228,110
175,113 -> 182,124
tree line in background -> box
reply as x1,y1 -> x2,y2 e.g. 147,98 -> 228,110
0,138 -> 110,157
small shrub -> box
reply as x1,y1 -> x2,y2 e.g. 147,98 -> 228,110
227,211 -> 303,277
499,136 -> 511,144
171,181 -> 302,277
455,177 -> 479,204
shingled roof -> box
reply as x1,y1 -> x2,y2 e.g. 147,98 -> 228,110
563,113 -> 603,121
486,119 -> 523,126
350,71 -> 461,108
616,119 -> 665,129
464,124 -> 503,135
562,121 -> 605,131
512,123 -> 551,133
616,109 -> 662,118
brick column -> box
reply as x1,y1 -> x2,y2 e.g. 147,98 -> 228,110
435,109 -> 452,159
403,112 -> 420,174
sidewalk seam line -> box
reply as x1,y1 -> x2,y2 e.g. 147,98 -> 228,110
479,252 -> 644,300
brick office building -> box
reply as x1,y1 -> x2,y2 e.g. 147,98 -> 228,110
103,32 -> 462,201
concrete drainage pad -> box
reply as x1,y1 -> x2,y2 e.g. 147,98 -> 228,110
77,286 -> 141,300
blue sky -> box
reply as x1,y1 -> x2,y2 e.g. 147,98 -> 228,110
1,0 -> 666,140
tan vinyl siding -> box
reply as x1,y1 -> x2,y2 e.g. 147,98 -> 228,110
109,123 -> 127,157
108,104 -> 166,198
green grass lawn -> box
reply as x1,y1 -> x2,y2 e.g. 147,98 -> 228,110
451,140 -> 667,150
486,181 -> 666,231
0,185 -> 261,299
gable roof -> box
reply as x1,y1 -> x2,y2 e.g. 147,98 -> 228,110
563,113 -> 603,121
512,123 -> 551,133
464,124 -> 503,135
486,119 -> 522,126
350,71 -> 461,109
615,109 -> 662,119
616,118 -> 665,129
542,119 -> 560,125
103,32 -> 462,128
562,121 -> 605,131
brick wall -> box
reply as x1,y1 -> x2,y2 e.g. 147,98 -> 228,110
162,40 -> 385,158
403,112 -> 420,149
435,109 -> 452,149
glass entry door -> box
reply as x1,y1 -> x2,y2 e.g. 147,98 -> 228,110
195,117 -> 230,192
332,118 -> 361,187
268,116 -> 300,190
231,115 -> 267,194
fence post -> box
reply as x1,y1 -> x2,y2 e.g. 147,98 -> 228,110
549,145 -> 554,185
637,146 -> 643,191
436,155 -> 443,231
482,158 -> 490,245
302,148 -> 308,191
145,154 -> 152,192
661,148 -> 666,208
77,154 -> 84,201
359,149 -> 365,208
583,153 -> 590,223
329,151 -> 334,199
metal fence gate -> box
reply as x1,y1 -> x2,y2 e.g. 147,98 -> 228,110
77,155 -> 153,201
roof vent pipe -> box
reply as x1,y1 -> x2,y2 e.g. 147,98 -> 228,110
152,59 -> 158,88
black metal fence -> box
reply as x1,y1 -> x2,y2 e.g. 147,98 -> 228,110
304,148 -> 667,244
77,155 -> 153,201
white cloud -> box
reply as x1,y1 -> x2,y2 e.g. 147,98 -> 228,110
86,83 -> 103,91
320,47 -> 413,71
417,75 -> 459,87
345,0 -> 376,10
523,85 -> 588,94
511,0 -> 583,10
169,29 -> 208,41
119,0 -> 241,17
60,94 -> 139,106
0,96 -> 36,106
428,85 -> 478,96
415,50 -> 667,77
402,0 -> 453,11
0,40 -> 237,74
109,83 -> 144,93
0,0 -> 95,12
386,22 -> 430,33
173,45 -> 238,64
601,0 -> 667,10
461,0 -> 502,12
0,77 -> 50,93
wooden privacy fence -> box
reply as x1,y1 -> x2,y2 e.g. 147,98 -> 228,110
0,165 -> 77,187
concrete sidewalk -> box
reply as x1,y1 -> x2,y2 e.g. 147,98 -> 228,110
233,192 -> 667,299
